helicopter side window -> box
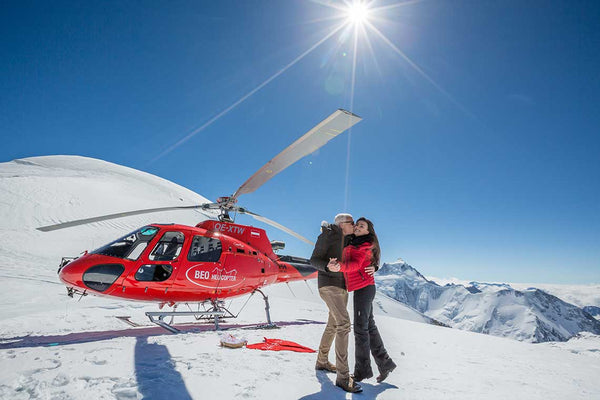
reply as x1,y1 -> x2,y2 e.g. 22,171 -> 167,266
135,264 -> 173,282
188,236 -> 222,262
149,232 -> 185,261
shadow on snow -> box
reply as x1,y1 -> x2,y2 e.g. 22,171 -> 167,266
135,336 -> 192,400
0,319 -> 324,349
299,371 -> 398,400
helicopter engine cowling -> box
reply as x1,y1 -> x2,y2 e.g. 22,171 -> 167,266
196,220 -> 278,261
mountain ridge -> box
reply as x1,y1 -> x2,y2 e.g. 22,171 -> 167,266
375,260 -> 600,342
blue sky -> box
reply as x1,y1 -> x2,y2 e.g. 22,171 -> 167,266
2,1 -> 599,283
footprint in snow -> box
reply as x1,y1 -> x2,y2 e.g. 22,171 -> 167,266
26,358 -> 62,375
52,373 -> 70,387
111,379 -> 139,400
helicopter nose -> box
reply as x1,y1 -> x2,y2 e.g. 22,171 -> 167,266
58,259 -> 84,287
59,260 -> 124,293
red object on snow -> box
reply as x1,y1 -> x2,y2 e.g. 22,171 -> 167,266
246,338 -> 316,353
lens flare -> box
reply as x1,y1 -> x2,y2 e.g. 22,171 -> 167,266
346,2 -> 370,24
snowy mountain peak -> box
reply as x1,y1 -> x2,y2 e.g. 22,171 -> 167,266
1,155 -> 215,232
378,260 -> 431,283
375,260 -> 600,343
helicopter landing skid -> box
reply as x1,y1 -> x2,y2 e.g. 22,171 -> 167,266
145,289 -> 278,333
241,323 -> 279,330
145,310 -> 227,333
115,316 -> 142,328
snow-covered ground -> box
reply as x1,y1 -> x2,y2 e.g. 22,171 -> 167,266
1,156 -> 599,399
2,281 -> 599,400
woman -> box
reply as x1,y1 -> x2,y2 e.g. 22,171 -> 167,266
338,217 -> 396,383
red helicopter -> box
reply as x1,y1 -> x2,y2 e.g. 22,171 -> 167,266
38,109 -> 362,332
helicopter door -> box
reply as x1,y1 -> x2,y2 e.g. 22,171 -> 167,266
123,231 -> 185,300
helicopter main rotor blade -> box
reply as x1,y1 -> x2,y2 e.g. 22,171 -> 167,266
238,208 -> 314,246
36,205 -> 215,232
231,109 -> 361,201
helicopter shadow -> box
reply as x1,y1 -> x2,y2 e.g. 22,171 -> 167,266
0,319 -> 324,350
298,371 -> 398,400
135,336 -> 192,400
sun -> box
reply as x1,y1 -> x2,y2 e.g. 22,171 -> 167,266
346,2 -> 370,25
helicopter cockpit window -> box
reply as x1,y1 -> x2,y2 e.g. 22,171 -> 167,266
127,242 -> 147,260
188,236 -> 222,262
149,232 -> 185,261
92,226 -> 159,260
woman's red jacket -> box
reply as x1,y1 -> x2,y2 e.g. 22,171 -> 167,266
341,241 -> 375,292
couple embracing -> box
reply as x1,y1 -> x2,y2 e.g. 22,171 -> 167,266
310,213 -> 396,393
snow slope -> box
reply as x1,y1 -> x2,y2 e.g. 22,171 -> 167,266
1,156 -> 599,399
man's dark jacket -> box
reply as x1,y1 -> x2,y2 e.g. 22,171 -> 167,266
310,223 -> 350,289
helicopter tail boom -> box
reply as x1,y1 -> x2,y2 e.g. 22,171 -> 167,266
276,255 -> 318,283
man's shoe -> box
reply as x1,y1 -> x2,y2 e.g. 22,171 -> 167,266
376,362 -> 396,383
336,377 -> 362,393
315,361 -> 336,373
352,370 -> 373,382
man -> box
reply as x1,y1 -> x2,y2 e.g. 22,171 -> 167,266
310,213 -> 362,393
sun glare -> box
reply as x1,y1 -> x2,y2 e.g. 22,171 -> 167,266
346,2 -> 370,25
155,0 -> 455,168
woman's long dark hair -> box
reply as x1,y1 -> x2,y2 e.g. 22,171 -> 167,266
356,217 -> 380,268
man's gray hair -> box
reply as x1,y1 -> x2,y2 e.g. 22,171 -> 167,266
334,213 -> 354,226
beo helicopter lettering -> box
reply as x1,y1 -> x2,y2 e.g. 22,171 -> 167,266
192,268 -> 237,281
194,270 -> 210,280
